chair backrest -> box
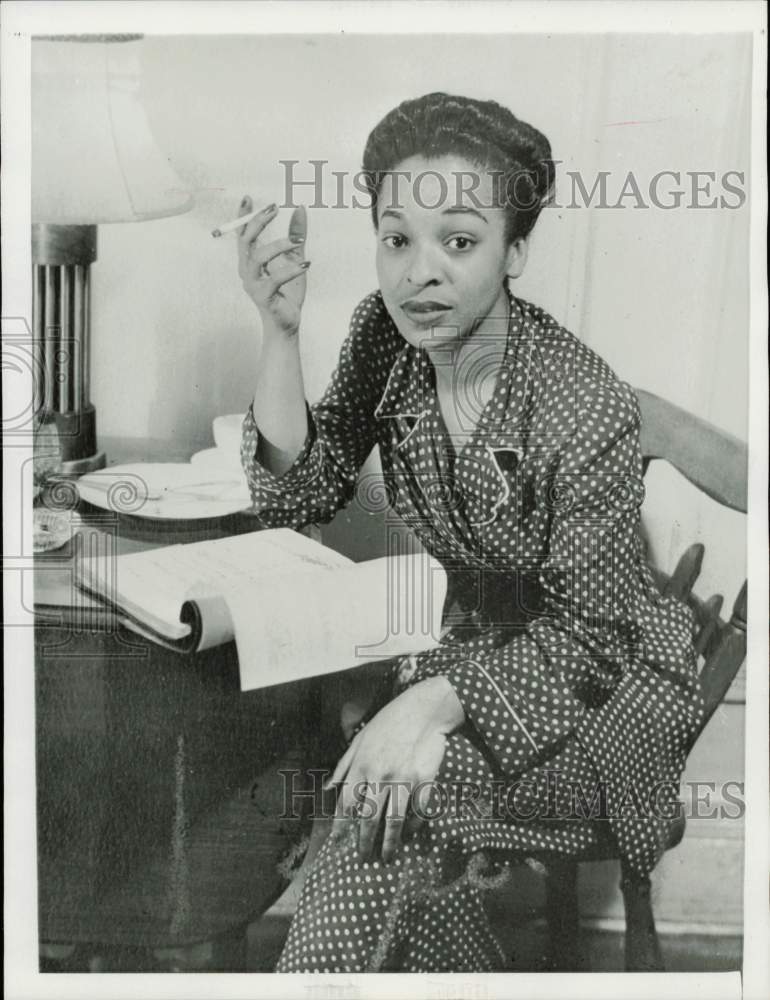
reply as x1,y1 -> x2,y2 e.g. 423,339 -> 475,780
635,389 -> 748,748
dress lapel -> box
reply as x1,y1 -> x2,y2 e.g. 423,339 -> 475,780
458,294 -> 537,531
374,342 -> 432,448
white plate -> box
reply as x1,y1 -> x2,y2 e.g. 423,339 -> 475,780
77,463 -> 251,520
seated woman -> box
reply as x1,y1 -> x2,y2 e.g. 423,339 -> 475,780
237,93 -> 703,973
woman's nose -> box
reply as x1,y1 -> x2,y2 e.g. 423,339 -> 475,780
405,245 -> 443,286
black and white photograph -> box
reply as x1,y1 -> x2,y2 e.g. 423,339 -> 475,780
3,2 -> 768,998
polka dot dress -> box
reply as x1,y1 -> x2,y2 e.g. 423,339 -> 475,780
241,289 -> 705,972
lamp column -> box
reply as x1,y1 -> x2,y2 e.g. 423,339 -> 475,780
32,223 -> 106,473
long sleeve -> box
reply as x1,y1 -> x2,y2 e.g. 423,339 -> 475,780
240,294 -> 400,530
437,381 -> 652,778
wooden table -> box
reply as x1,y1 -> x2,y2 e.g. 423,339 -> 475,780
34,440 -> 337,971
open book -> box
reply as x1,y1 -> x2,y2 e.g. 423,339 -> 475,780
75,528 -> 448,691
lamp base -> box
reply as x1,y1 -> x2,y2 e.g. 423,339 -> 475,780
33,225 -> 104,476
49,404 -> 107,474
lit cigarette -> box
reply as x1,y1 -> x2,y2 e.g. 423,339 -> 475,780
211,208 -> 263,238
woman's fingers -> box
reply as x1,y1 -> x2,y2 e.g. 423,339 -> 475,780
236,199 -> 310,300
356,783 -> 389,863
242,260 -> 310,300
403,803 -> 425,842
236,200 -> 257,271
250,237 -> 306,273
325,737 -> 358,791
288,205 -> 307,244
237,195 -> 253,232
330,766 -> 364,844
237,201 -> 278,272
268,261 -> 311,291
326,733 -> 361,844
238,195 -> 254,214
333,776 -> 411,864
381,781 -> 410,864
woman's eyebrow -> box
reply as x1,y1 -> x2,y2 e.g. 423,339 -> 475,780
442,207 -> 488,224
380,207 -> 489,224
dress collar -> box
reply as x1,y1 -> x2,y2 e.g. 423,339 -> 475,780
374,285 -> 535,435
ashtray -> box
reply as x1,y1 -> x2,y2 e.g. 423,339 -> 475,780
33,509 -> 81,553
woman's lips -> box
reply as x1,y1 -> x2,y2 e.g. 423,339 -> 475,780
401,300 -> 453,324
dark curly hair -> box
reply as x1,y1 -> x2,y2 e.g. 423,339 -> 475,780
362,92 -> 555,244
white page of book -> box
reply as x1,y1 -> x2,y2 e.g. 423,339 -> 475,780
187,531 -> 352,650
78,543 -> 193,637
227,552 -> 448,690
179,528 -> 350,600
76,528 -> 352,641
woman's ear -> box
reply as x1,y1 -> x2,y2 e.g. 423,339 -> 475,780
505,238 -> 529,279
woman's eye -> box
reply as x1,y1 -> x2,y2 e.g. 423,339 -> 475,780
382,234 -> 407,249
446,235 -> 476,251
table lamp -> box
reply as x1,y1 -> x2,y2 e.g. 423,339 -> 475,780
32,34 -> 193,473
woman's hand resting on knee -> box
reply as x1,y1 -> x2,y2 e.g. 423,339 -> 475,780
325,676 -> 465,864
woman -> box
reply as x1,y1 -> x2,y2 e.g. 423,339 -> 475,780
237,93 -> 702,972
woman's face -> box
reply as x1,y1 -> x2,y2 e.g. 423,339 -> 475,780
375,155 -> 527,351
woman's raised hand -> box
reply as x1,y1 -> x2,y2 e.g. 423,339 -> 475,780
237,197 -> 310,337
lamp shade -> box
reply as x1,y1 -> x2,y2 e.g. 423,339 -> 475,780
32,36 -> 193,224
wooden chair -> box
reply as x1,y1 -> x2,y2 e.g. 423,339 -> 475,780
545,388 -> 748,972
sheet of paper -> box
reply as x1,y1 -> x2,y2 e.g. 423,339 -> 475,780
227,552 -> 448,690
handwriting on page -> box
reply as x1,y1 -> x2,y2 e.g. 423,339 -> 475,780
178,531 -> 350,598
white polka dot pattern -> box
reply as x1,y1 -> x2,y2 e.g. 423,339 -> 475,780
242,290 -> 705,971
